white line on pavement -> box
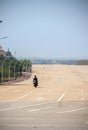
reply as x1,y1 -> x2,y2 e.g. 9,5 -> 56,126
10,93 -> 29,102
0,124 -> 34,127
0,117 -> 34,120
28,107 -> 52,112
0,101 -> 55,111
57,107 -> 88,114
0,91 -> 67,111
57,91 -> 67,102
86,122 -> 88,124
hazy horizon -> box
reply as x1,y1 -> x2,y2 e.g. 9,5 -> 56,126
0,0 -> 88,59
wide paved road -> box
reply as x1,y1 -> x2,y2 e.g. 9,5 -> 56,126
0,65 -> 88,130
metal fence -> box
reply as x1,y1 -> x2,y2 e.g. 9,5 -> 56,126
0,57 -> 32,83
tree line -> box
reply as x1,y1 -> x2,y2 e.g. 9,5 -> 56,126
0,56 -> 32,83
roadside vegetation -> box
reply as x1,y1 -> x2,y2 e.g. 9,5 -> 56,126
0,56 -> 32,83
76,60 -> 88,65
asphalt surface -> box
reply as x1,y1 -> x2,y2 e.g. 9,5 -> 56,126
0,100 -> 88,130
0,65 -> 88,130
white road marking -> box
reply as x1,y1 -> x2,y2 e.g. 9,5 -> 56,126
86,122 -> 88,124
57,107 -> 88,114
0,91 -> 67,111
28,107 -> 52,112
0,124 -> 34,127
10,93 -> 29,102
0,101 -> 55,111
57,91 -> 67,102
0,117 -> 34,120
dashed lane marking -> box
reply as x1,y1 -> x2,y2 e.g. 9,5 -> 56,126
10,93 -> 29,102
0,101 -> 55,111
57,107 -> 88,114
57,91 -> 67,102
28,107 -> 52,112
0,91 -> 66,111
0,117 -> 34,120
0,124 -> 35,127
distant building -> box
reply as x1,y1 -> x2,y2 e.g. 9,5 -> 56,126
6,49 -> 14,58
0,46 -> 14,58
0,45 -> 6,57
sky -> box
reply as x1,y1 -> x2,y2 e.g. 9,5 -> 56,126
0,0 -> 88,59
